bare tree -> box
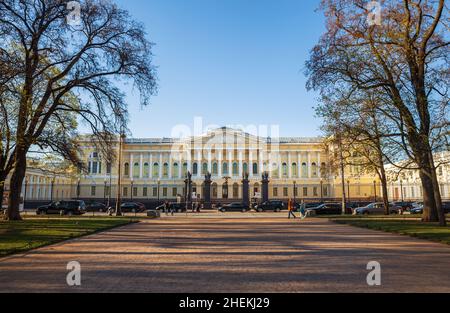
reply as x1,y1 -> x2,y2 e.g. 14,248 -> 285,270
306,0 -> 449,225
0,0 -> 157,220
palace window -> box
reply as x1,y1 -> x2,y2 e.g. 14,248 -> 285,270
106,162 -> 112,175
173,163 -> 179,178
193,163 -> 198,175
292,163 -> 298,177
223,163 -> 229,175
163,163 -> 169,178
253,163 -> 258,175
243,163 -> 248,175
283,187 -> 288,197
232,163 -> 238,176
303,187 -> 308,197
233,183 -> 239,198
312,163 -> 318,178
273,187 -> 278,197
282,163 -> 288,177
202,163 -> 208,175
91,186 -> 96,197
183,163 -> 188,176
302,163 -> 308,178
133,162 -> 140,178
143,187 -> 148,197
272,163 -> 279,178
143,163 -> 150,177
212,163 -> 218,176
152,163 -> 159,178
124,163 -> 130,177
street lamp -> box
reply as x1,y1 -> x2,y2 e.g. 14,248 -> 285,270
373,180 -> 377,202
400,180 -> 404,202
320,179 -> 324,203
103,179 -> 107,205
293,181 -> 297,204
50,178 -> 55,202
157,178 -> 161,204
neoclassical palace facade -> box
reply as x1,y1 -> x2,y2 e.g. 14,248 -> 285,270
77,128 -> 379,202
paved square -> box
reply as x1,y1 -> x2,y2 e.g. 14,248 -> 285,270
1,215 -> 450,293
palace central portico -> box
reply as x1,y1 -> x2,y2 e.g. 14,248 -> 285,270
78,127 -> 377,203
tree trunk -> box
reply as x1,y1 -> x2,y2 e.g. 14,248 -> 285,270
379,169 -> 390,216
6,152 -> 26,221
428,154 -> 446,226
419,169 -> 438,223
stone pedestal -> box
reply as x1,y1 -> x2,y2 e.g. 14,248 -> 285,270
203,172 -> 212,209
262,172 -> 270,203
242,173 -> 250,207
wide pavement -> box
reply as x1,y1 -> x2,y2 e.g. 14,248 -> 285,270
1,213 -> 450,293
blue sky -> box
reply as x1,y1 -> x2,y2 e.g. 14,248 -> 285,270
112,0 -> 325,138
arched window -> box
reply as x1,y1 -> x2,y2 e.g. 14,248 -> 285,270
302,163 -> 308,178
223,163 -> 229,175
320,162 -> 327,178
193,163 -> 198,175
212,162 -> 218,175
163,163 -> 169,178
282,163 -> 288,177
124,163 -> 130,177
311,163 -> 318,177
272,163 -> 279,178
143,163 -> 150,178
183,163 -> 188,176
152,163 -> 159,178
173,163 -> 179,178
202,163 -> 208,175
292,163 -> 298,177
212,183 -> 218,198
133,162 -> 140,178
253,163 -> 258,175
232,162 -> 238,176
243,163 -> 248,175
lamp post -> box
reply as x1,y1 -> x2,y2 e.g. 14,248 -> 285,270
374,180 -> 377,202
157,178 -> 161,205
347,180 -> 351,203
50,178 -> 55,202
293,181 -> 297,204
131,180 -> 134,201
320,179 -> 324,203
103,179 -> 107,205
76,178 -> 81,200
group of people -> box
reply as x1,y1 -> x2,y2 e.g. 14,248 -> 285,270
287,199 -> 307,220
162,201 -> 202,216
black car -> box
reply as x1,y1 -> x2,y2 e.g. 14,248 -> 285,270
86,202 -> 107,212
391,202 -> 414,212
307,203 -> 342,215
218,203 -> 250,213
120,202 -> 146,213
36,200 -> 86,216
255,200 -> 285,212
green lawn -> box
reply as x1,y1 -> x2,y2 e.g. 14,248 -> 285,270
331,216 -> 450,245
0,217 -> 136,257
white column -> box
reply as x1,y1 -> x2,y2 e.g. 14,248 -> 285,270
197,150 -> 202,178
308,152 -> 312,178
218,151 -> 223,177
130,154 -> 134,179
159,153 -> 163,179
179,154 -> 183,178
149,154 -> 153,178
249,151 -> 254,177
168,153 -> 172,179
139,153 -> 143,179
298,153 -> 301,178
259,151 -> 264,176
208,150 -> 212,174
239,151 -> 243,177
318,152 -> 321,178
228,150 -> 233,177
288,153 -> 292,178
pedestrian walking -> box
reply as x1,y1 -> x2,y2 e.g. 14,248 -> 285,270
288,198 -> 297,219
300,200 -> 307,220
164,201 -> 169,216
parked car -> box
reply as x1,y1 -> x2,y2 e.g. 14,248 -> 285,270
391,201 -> 414,212
353,202 -> 399,215
306,203 -> 342,216
411,202 -> 450,215
36,200 -> 86,216
119,202 -> 146,213
218,203 -> 250,213
255,200 -> 285,212
86,202 -> 107,212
